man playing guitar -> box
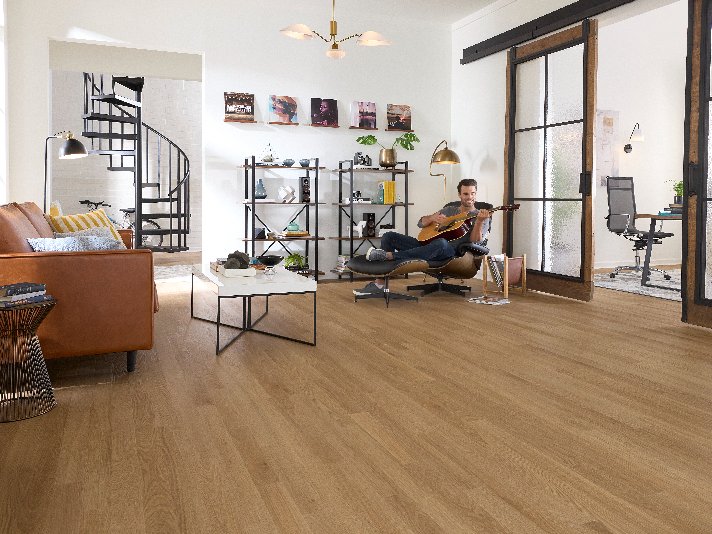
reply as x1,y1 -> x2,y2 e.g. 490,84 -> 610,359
355,178 -> 490,296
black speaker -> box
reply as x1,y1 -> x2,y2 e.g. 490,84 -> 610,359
300,176 -> 310,203
364,212 -> 376,237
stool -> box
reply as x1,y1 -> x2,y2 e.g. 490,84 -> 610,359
0,299 -> 57,422
346,256 -> 426,307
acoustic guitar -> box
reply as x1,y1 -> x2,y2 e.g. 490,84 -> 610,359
417,204 -> 520,245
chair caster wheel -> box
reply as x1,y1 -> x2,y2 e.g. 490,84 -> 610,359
664,275 -> 671,280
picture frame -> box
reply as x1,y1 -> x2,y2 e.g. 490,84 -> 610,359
224,92 -> 255,123
310,98 -> 339,127
386,104 -> 412,131
268,95 -> 299,125
349,101 -> 377,130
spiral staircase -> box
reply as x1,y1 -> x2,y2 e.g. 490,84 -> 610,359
82,73 -> 190,252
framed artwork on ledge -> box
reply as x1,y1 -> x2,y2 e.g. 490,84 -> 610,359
224,92 -> 256,123
268,95 -> 299,125
311,98 -> 339,127
386,104 -> 412,131
349,101 -> 377,130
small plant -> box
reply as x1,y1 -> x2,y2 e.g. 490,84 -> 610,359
356,132 -> 420,151
672,180 -> 683,197
284,252 -> 307,269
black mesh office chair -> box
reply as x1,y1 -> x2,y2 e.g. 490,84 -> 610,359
605,176 -> 673,279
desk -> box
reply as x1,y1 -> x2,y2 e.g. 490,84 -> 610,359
190,265 -> 317,354
635,213 -> 682,291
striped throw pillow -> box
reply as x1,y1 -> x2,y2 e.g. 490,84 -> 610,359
47,208 -> 122,242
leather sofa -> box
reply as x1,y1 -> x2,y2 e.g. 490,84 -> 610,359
0,201 -> 155,372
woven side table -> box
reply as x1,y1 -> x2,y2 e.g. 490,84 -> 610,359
0,299 -> 57,422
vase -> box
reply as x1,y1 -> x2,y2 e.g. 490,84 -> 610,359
674,195 -> 682,205
254,178 -> 267,199
379,148 -> 397,168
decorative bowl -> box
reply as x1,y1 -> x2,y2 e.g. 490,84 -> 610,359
299,158 -> 311,167
257,255 -> 283,267
282,158 -> 295,167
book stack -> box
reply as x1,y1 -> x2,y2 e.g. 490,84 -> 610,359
0,282 -> 52,308
334,255 -> 350,273
668,203 -> 683,214
380,181 -> 396,204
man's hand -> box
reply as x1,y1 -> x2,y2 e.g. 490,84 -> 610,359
476,209 -> 491,221
421,212 -> 448,227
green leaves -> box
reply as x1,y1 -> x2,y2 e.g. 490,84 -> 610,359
393,132 -> 420,151
356,135 -> 383,148
355,132 -> 420,150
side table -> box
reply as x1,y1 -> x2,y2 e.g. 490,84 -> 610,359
0,299 -> 57,422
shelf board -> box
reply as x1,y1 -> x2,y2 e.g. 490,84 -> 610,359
238,165 -> 325,170
268,122 -> 299,126
310,123 -> 340,128
385,128 -> 414,132
348,126 -> 378,130
334,168 -> 414,174
333,202 -> 413,206
241,237 -> 325,242
225,119 -> 257,123
243,200 -> 325,205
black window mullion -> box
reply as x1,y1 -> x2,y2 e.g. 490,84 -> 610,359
540,54 -> 550,272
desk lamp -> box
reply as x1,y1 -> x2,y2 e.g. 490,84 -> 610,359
429,140 -> 461,199
44,131 -> 88,212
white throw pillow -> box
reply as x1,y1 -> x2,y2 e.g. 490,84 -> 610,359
27,236 -> 126,252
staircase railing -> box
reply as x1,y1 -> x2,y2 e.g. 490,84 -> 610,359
82,72 -> 190,251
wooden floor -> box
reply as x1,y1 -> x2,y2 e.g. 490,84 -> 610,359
1,279 -> 711,533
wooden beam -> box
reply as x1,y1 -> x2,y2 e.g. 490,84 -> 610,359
461,0 -> 635,65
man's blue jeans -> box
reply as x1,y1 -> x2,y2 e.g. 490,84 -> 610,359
380,232 -> 455,261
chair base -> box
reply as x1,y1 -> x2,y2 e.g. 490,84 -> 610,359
354,289 -> 418,307
407,280 -> 471,297
610,264 -> 671,280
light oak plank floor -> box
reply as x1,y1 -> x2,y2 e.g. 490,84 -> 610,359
1,279 -> 711,533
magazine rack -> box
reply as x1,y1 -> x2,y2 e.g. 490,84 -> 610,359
482,254 -> 527,299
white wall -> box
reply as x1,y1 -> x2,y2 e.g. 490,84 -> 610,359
0,0 -> 6,204
6,0 -> 452,274
452,0 -> 684,269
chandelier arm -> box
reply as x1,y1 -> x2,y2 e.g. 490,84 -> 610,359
311,30 -> 331,43
337,33 -> 362,44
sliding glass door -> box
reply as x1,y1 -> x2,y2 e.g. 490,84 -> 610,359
504,21 -> 597,301
682,0 -> 712,326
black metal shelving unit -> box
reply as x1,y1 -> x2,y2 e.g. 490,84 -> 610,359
240,157 -> 324,280
332,160 -> 413,280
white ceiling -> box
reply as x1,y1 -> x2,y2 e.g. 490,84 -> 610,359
385,0 -> 499,24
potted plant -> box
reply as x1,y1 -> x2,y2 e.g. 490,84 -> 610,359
284,252 -> 309,272
672,179 -> 683,205
356,132 -> 420,168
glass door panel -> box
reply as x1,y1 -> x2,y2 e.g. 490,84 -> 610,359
546,123 -> 584,199
548,44 -> 584,125
513,129 -> 545,198
544,201 -> 583,276
515,57 -> 545,130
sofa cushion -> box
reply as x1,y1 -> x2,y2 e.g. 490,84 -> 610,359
27,235 -> 126,252
0,203 -> 41,253
54,226 -> 126,248
47,208 -> 122,242
16,202 -> 54,238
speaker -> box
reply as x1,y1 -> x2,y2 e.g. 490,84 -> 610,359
300,176 -> 311,203
364,212 -> 376,237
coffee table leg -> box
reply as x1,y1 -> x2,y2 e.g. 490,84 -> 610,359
313,291 -> 317,346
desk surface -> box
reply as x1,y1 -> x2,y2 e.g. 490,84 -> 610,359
636,213 -> 682,220
193,265 -> 317,297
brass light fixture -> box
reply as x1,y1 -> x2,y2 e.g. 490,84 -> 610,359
280,0 -> 391,60
430,140 -> 461,198
623,122 -> 644,153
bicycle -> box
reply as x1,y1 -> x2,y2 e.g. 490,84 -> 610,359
78,199 -> 163,248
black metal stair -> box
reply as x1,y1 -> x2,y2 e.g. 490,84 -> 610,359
82,72 -> 191,252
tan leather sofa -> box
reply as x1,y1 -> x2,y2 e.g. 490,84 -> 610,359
0,202 -> 155,372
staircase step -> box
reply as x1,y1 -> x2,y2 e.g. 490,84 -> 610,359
90,149 -> 135,156
146,246 -> 190,253
141,228 -> 190,235
91,93 -> 141,108
82,131 -> 137,140
83,113 -> 137,124
107,166 -> 135,172
112,76 -> 145,92
141,213 -> 189,219
142,197 -> 177,203
141,182 -> 160,188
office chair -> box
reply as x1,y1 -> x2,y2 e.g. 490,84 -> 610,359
605,176 -> 673,280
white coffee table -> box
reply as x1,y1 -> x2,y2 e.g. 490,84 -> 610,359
191,265 -> 317,354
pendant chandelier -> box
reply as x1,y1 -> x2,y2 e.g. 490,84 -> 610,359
280,0 -> 391,60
